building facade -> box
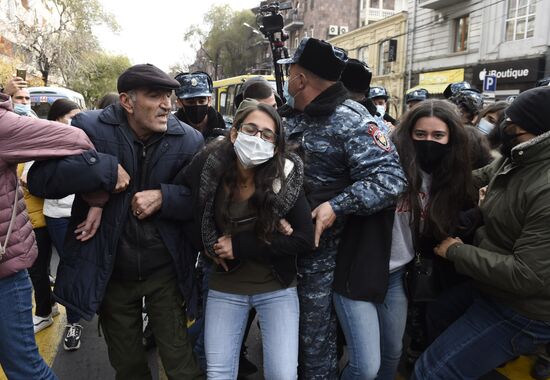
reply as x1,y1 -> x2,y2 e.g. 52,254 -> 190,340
359,0 -> 407,26
283,0 -> 361,51
406,0 -> 550,99
329,11 -> 408,116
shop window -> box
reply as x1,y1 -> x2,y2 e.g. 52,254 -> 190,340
453,15 -> 469,52
505,0 -> 536,41
378,41 -> 391,76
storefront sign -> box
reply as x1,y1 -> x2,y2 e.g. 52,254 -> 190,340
419,68 -> 464,85
473,58 -> 544,85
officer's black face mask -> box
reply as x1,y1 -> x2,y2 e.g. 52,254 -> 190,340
184,105 -> 208,125
413,140 -> 451,174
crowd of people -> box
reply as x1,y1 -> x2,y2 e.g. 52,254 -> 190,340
1,35 -> 550,380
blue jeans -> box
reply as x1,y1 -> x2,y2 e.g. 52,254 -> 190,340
0,270 -> 58,380
45,216 -> 80,324
414,295 -> 550,379
333,268 -> 408,380
205,287 -> 299,380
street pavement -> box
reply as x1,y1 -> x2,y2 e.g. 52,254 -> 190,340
0,304 -> 535,380
0,249 -> 535,379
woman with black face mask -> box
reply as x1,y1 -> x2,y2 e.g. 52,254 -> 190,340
391,100 -> 477,367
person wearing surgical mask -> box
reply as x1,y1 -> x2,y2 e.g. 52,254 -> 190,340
176,99 -> 314,380
369,86 -> 398,129
475,101 -> 508,136
11,88 -> 36,117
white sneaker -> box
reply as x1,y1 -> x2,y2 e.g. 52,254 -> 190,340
33,315 -> 53,334
51,304 -> 60,318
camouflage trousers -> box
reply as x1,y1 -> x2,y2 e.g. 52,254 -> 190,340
297,268 -> 338,380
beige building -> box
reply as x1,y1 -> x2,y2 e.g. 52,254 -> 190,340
329,11 -> 408,117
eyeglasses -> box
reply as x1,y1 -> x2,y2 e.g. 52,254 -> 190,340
239,123 -> 277,144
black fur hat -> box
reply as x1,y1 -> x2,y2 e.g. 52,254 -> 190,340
278,37 -> 348,81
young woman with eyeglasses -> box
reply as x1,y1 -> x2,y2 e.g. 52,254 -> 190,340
177,99 -> 314,379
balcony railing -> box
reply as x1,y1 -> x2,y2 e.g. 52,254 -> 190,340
366,8 -> 398,21
284,12 -> 304,31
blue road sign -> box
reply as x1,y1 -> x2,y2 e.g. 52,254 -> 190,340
483,75 -> 497,92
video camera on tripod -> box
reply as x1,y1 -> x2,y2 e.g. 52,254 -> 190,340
256,1 -> 292,101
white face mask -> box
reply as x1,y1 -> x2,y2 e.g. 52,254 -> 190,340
234,132 -> 275,169
376,104 -> 386,117
477,118 -> 495,135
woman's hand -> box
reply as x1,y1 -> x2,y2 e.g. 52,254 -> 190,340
434,237 -> 463,258
214,235 -> 234,260
277,218 -> 293,236
75,207 -> 103,241
478,186 -> 488,206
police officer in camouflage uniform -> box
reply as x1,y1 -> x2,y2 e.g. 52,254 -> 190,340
278,37 -> 406,379
174,71 -> 226,142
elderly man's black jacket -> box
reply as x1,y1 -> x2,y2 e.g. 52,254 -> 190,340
28,104 -> 204,320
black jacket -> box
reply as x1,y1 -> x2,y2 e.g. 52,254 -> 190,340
28,104 -> 204,319
175,142 -> 314,287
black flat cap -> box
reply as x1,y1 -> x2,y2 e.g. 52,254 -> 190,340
278,37 -> 348,81
117,63 -> 180,93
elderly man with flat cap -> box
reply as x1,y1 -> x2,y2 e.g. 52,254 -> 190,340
279,37 -> 406,379
28,63 -> 204,379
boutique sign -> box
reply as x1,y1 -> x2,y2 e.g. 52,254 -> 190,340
473,58 -> 543,85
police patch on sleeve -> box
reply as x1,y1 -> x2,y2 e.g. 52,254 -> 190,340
367,124 -> 391,152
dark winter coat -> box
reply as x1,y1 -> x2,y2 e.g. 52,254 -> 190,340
28,104 -> 204,320
175,141 -> 314,287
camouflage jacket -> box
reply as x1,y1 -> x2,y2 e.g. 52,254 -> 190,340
283,83 -> 406,217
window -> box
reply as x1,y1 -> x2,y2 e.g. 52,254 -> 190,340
382,0 -> 395,10
505,0 -> 536,41
310,0 -> 314,10
378,41 -> 391,75
370,0 -> 394,9
453,15 -> 469,52
359,46 -> 369,64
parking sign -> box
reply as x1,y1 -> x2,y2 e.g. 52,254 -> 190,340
483,75 -> 497,92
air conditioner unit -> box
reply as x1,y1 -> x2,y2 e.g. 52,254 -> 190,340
433,12 -> 446,23
339,26 -> 349,34
328,25 -> 339,36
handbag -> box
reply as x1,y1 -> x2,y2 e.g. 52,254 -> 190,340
405,216 -> 438,302
405,252 -> 438,303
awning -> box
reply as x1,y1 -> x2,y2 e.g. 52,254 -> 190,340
406,83 -> 449,95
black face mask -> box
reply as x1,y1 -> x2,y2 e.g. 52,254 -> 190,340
183,105 -> 208,125
498,121 -> 527,158
413,140 -> 451,174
